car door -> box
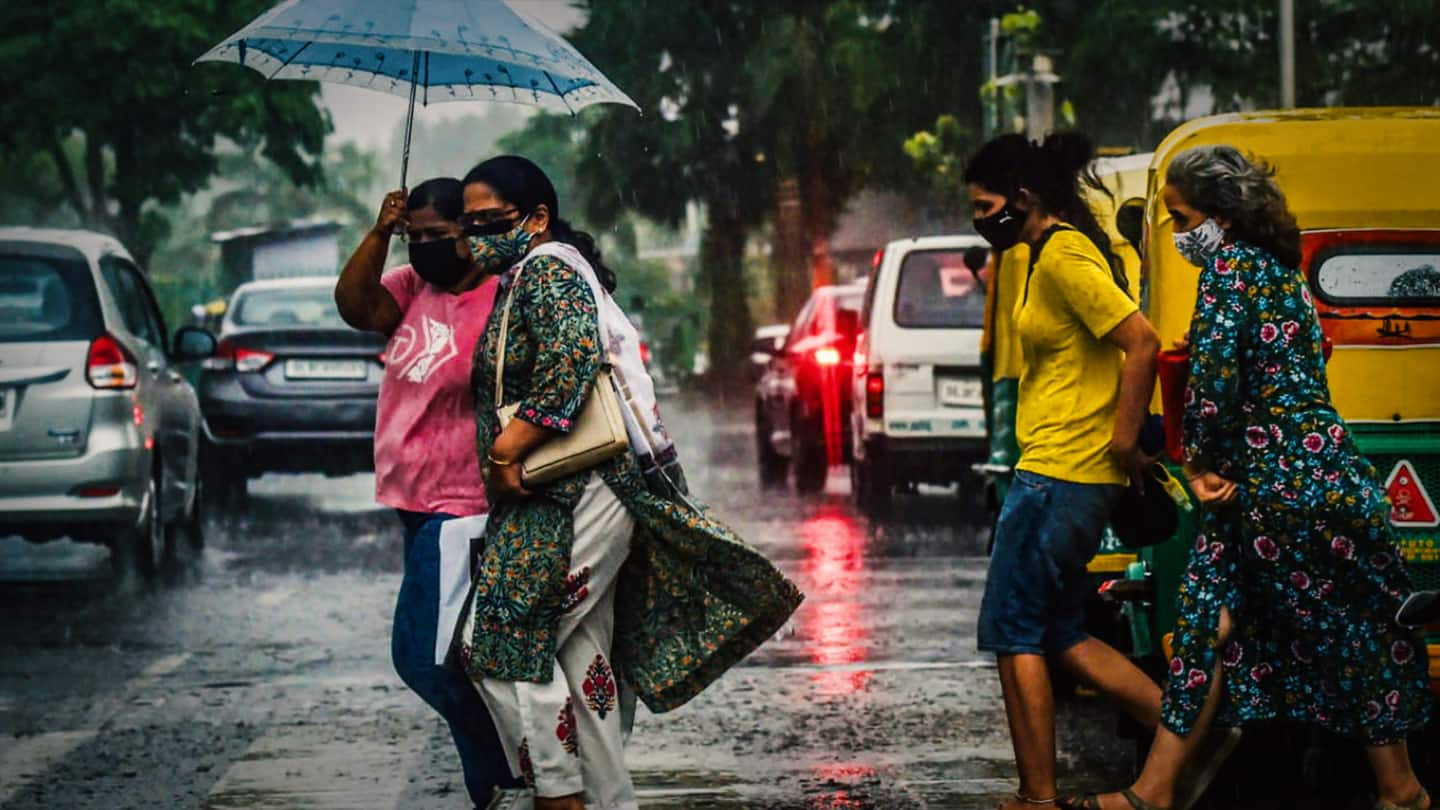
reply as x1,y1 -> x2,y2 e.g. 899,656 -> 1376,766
100,256 -> 197,523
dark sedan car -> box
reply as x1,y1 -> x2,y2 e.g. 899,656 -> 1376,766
199,277 -> 385,499
755,283 -> 864,493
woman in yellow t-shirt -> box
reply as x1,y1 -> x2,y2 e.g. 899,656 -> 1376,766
966,132 -> 1161,810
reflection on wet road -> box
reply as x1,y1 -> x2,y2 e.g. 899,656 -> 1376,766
0,397 -> 1142,808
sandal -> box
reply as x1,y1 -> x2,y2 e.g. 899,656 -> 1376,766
1376,787 -> 1430,810
1059,789 -> 1169,810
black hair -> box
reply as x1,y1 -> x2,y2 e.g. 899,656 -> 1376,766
406,177 -> 463,221
461,156 -> 616,293
963,132 -> 1128,295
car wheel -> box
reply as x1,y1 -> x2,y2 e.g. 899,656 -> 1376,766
755,409 -> 788,488
179,474 -> 205,551
851,456 -> 892,518
112,474 -> 164,579
792,420 -> 828,494
201,441 -> 246,510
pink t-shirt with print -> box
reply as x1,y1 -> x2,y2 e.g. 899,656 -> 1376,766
374,265 -> 498,516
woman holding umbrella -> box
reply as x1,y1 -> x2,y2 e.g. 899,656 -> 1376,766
335,179 -> 515,808
454,156 -> 803,810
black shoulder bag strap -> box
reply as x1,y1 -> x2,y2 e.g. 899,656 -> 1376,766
1022,223 -> 1076,306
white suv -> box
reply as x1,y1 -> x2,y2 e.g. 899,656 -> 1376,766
849,235 -> 990,516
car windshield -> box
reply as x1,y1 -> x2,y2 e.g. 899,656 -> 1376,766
232,286 -> 347,328
893,249 -> 986,328
0,254 -> 102,342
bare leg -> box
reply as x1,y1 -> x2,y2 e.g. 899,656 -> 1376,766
1366,742 -> 1428,808
997,653 -> 1059,806
1055,637 -> 1162,730
1088,607 -> 1233,810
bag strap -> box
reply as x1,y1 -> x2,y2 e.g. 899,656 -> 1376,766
1022,223 -> 1074,306
493,262 -> 527,411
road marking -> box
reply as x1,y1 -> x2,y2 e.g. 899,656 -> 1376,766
203,723 -> 423,810
139,652 -> 192,679
255,587 -> 296,608
0,731 -> 98,805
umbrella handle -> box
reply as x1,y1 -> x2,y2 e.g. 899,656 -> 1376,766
400,50 -> 421,192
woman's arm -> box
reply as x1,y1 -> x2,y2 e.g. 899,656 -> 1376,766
485,256 -> 603,500
335,190 -> 405,334
1105,312 -> 1161,488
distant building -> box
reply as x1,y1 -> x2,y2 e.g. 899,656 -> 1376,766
211,218 -> 343,294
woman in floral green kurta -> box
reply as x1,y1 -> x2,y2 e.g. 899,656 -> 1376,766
462,251 -> 801,702
453,156 -> 802,807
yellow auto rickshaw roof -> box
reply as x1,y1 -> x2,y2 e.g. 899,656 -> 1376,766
1149,107 -> 1440,230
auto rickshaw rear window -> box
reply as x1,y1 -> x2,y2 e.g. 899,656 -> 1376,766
1314,248 -> 1440,305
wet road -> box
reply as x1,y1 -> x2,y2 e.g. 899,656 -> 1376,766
0,397 -> 1186,808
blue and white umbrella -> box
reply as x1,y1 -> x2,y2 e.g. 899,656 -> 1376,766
197,0 -> 636,185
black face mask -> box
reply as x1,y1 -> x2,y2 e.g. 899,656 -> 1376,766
408,238 -> 469,289
973,202 -> 1027,252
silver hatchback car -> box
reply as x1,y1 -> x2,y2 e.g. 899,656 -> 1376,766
0,227 -> 215,577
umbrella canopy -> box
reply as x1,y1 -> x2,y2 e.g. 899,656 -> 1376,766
197,0 -> 635,183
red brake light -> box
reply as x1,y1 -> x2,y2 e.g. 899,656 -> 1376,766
865,372 -> 884,419
639,341 -> 651,367
87,334 -> 137,389
207,338 -> 273,373
814,347 -> 842,366
871,248 -> 884,269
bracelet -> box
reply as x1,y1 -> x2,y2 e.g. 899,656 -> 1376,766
487,453 -> 517,467
1016,795 -> 1057,806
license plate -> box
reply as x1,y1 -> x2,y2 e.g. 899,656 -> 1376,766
938,377 -> 982,407
284,359 -> 367,380
0,389 -> 11,431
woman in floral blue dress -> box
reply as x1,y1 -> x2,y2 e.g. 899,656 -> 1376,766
1070,147 -> 1432,810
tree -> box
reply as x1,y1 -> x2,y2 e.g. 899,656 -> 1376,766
0,0 -> 329,265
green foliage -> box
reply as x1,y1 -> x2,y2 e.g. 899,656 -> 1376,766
902,115 -> 976,207
0,0 -> 329,264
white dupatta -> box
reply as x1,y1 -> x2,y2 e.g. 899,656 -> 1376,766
523,243 -> 678,475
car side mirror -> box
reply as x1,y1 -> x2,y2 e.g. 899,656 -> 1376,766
173,325 -> 217,362
1116,198 -> 1145,249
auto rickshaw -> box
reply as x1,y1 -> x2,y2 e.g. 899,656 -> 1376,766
1107,107 -> 1440,781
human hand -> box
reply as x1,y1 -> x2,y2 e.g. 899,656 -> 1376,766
483,456 -> 532,502
1172,336 -> 1191,352
1112,440 -> 1159,493
372,189 -> 408,237
1187,471 -> 1238,507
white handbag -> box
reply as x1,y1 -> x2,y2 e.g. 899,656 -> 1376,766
493,261 -> 629,485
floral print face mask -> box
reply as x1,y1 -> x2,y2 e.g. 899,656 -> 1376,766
466,214 -> 534,275
1173,217 -> 1225,267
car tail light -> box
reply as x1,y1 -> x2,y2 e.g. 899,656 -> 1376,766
87,334 -> 137,389
814,347 -> 842,366
206,339 -> 274,373
865,372 -> 884,419
639,341 -> 651,367
871,248 -> 884,269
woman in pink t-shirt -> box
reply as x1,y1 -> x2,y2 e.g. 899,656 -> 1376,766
335,178 -> 514,807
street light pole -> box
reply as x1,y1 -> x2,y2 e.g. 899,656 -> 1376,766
1279,0 -> 1296,107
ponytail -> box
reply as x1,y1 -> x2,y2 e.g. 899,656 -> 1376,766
963,131 -> 1129,296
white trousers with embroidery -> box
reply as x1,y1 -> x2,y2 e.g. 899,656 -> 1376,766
465,473 -> 637,810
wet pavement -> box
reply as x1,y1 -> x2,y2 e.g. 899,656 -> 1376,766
0,396 -> 1393,809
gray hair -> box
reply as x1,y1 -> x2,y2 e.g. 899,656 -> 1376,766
1165,144 -> 1300,267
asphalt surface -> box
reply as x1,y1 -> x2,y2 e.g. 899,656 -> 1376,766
0,395 -> 1422,809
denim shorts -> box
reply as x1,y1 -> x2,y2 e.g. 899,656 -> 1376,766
977,470 -> 1122,656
